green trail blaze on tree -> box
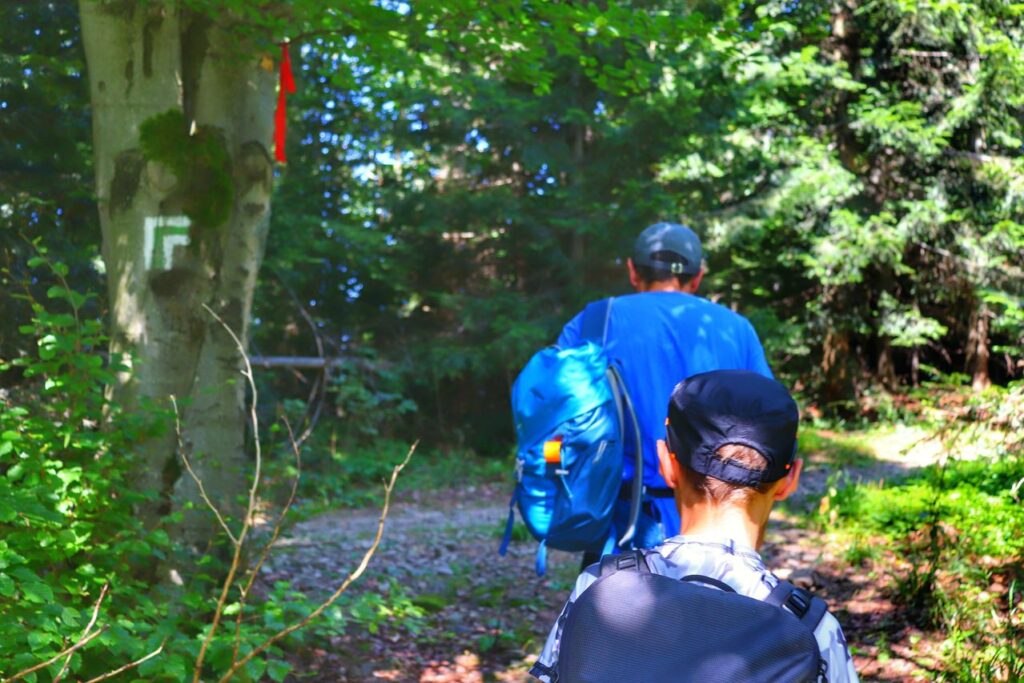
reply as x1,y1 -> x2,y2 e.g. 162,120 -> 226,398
139,108 -> 233,231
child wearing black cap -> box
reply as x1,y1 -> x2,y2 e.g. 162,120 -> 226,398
530,370 -> 859,682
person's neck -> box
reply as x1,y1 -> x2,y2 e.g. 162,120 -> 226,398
678,502 -> 770,550
640,280 -> 684,293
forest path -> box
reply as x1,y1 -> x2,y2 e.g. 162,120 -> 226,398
264,426 -> 948,682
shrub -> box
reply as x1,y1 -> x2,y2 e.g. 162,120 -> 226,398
0,253 -> 407,681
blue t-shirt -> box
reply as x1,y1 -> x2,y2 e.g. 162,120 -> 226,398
558,292 -> 773,488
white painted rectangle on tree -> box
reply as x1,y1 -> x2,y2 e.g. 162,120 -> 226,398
143,216 -> 191,271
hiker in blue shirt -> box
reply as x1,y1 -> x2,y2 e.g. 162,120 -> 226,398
531,371 -> 859,683
558,222 -> 773,555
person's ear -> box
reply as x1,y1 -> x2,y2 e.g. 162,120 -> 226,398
772,459 -> 803,501
627,258 -> 643,291
684,268 -> 705,294
657,439 -> 678,489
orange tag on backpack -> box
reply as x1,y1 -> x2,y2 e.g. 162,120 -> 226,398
543,437 -> 563,463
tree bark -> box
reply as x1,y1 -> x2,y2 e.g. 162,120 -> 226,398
829,0 -> 862,175
821,328 -> 858,410
965,302 -> 991,391
876,337 -> 897,390
80,0 -> 276,549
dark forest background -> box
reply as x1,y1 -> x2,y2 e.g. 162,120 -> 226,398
4,0 -> 1021,457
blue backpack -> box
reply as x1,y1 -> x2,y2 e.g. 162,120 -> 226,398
499,298 -> 643,575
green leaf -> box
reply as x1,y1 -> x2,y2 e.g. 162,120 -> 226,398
0,500 -> 16,522
60,606 -> 81,628
6,463 -> 24,481
267,659 -> 292,683
21,581 -> 54,603
27,630 -> 56,651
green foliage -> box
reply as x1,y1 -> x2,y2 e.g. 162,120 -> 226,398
266,431 -> 508,514
0,255 -> 418,680
7,0 -> 1024,670
329,347 -> 418,441
139,108 -> 233,230
0,2 -> 101,365
251,0 -> 1024,450
0,250 -> 169,679
816,382 -> 1024,679
824,457 -> 1024,558
7,0 -> 1024,457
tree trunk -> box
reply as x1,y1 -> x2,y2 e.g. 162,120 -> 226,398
80,1 -> 276,549
876,337 -> 897,390
821,328 -> 858,411
829,0 -> 862,174
965,302 -> 991,391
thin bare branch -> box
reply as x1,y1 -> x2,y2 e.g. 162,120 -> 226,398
82,640 -> 167,683
13,581 -> 110,683
268,268 -> 332,448
231,415 -> 304,666
3,628 -> 107,683
52,582 -> 108,683
5,585 -> 110,682
52,653 -> 73,683
192,304 -> 264,683
170,395 -> 239,546
945,149 -> 1016,167
201,303 -> 262,547
218,442 -> 417,683
897,49 -> 951,59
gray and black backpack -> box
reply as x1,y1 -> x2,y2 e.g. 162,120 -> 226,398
553,551 -> 830,683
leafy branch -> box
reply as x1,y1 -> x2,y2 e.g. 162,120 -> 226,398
3,584 -> 163,683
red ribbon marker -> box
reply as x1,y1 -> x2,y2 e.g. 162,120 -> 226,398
274,42 -> 297,163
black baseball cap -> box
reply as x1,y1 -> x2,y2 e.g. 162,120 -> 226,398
632,222 -> 702,276
665,370 -> 799,486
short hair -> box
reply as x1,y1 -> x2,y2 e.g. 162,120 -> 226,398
633,264 -> 696,289
680,444 -> 774,504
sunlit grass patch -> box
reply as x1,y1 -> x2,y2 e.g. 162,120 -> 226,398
822,456 -> 1024,559
799,427 -> 879,468
817,451 -> 1024,680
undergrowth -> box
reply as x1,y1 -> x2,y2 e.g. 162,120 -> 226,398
815,383 -> 1024,681
0,252 -> 417,681
264,429 -> 509,516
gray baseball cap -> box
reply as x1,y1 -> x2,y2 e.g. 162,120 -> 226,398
632,222 -> 702,276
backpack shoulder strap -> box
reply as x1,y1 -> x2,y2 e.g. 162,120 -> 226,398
606,364 -> 643,549
599,549 -> 650,577
765,580 -> 829,631
578,297 -> 614,345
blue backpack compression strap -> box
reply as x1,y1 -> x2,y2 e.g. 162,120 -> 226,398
608,366 -> 643,548
498,494 -> 516,556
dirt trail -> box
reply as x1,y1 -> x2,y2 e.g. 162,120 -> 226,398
263,427 -> 948,682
